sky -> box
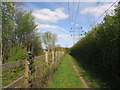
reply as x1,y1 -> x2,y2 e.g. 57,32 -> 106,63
21,0 -> 118,48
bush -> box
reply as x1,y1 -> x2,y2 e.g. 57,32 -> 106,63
4,46 -> 27,63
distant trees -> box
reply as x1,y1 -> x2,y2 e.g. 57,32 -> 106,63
2,2 -> 43,63
42,31 -> 57,51
70,1 -> 120,86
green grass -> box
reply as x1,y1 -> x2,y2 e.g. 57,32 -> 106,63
47,54 -> 84,88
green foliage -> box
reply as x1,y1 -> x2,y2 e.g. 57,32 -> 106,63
42,31 -> 57,50
70,2 -> 120,88
30,33 -> 43,56
4,46 -> 27,63
2,2 -> 43,63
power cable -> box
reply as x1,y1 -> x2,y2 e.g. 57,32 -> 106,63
73,0 -> 81,28
95,0 -> 118,24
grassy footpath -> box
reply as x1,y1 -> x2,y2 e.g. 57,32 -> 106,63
47,54 -> 84,88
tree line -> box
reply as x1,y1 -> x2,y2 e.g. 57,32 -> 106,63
1,2 -> 59,63
70,2 -> 120,87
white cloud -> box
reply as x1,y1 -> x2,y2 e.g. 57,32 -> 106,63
80,3 -> 115,17
58,34 -> 72,40
36,23 -> 69,34
58,34 -> 69,39
33,8 -> 69,22
37,24 -> 59,29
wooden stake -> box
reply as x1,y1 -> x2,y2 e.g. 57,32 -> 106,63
52,51 -> 54,63
24,60 -> 29,87
45,51 -> 48,64
55,51 -> 57,60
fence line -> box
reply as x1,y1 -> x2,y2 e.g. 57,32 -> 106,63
34,55 -> 44,60
2,55 -> 45,71
4,75 -> 24,88
2,50 -> 65,88
2,60 -> 26,71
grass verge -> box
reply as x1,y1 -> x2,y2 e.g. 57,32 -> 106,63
47,54 -> 84,88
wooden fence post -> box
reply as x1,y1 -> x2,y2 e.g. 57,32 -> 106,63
61,51 -> 62,57
24,60 -> 29,87
59,51 -> 61,59
24,52 -> 34,88
55,51 -> 57,61
25,60 -> 29,78
58,51 -> 60,59
57,51 -> 58,60
60,51 -> 62,57
59,51 -> 61,58
62,51 -> 64,56
60,51 -> 62,58
45,50 -> 48,64
52,50 -> 54,63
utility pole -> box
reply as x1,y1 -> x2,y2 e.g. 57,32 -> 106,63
70,27 -> 82,44
70,28 -> 75,44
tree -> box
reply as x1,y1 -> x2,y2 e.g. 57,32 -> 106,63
2,2 -> 16,61
15,10 -> 38,50
49,34 -> 57,50
42,32 -> 57,50
2,2 -> 43,63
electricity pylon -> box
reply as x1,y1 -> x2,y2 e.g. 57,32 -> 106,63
70,27 -> 82,44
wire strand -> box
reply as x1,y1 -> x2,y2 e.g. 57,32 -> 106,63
95,0 -> 118,24
73,0 -> 81,28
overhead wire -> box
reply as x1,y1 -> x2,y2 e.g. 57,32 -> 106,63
85,0 -> 105,28
72,0 -> 75,24
68,1 -> 70,27
82,0 -> 118,30
73,0 -> 81,28
93,0 -> 105,18
95,0 -> 118,24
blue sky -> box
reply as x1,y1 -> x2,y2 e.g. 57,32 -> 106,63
21,1 -> 116,48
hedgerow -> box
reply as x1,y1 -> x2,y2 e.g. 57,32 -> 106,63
70,2 -> 120,86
